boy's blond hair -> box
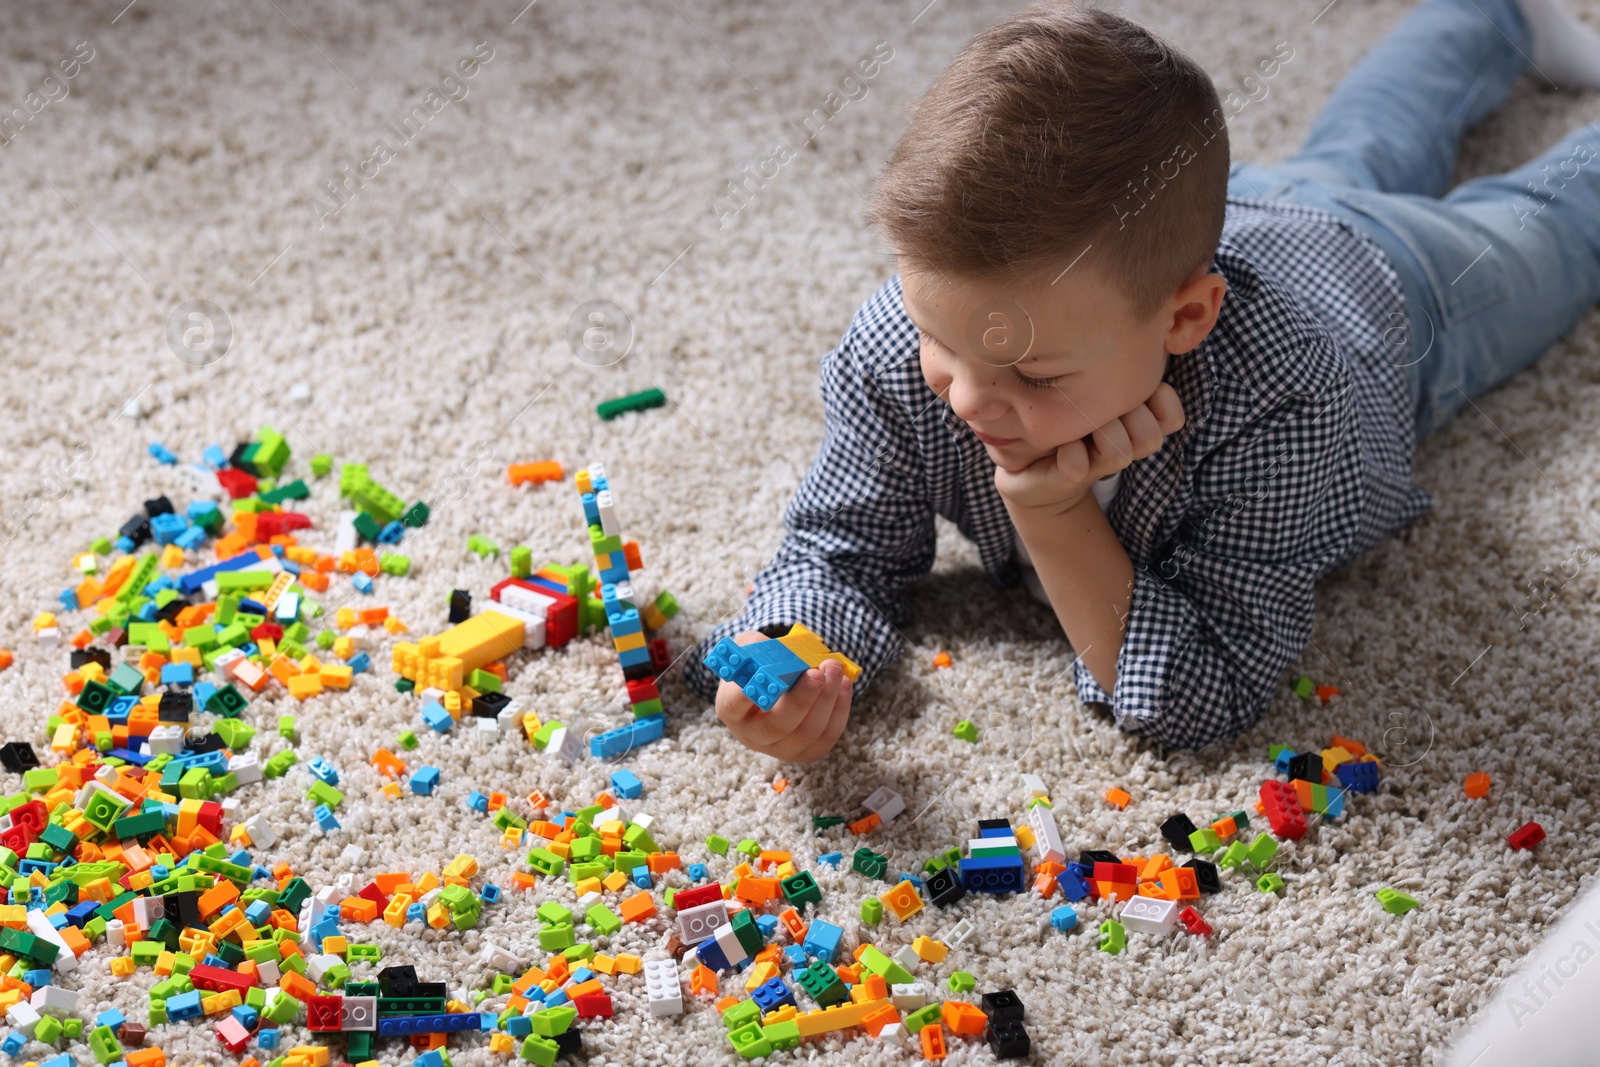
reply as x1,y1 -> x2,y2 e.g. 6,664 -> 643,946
866,1 -> 1230,322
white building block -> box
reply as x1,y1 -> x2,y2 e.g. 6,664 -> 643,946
481,942 -> 519,973
228,753 -> 263,786
1119,896 -> 1180,936
862,787 -> 906,822
643,959 -> 682,1016
890,983 -> 927,1011
6,1002 -> 40,1035
1028,803 -> 1066,865
676,900 -> 728,945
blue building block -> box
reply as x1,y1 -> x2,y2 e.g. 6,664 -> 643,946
589,714 -> 664,758
504,1015 -> 532,1037
202,445 -> 228,469
347,651 -> 371,674
58,588 -> 79,612
701,637 -> 812,711
413,1051 -> 445,1067
782,945 -> 807,968
307,757 -> 339,786
687,863 -> 707,882
1056,867 -> 1090,902
352,572 -> 374,594
481,884 -> 501,904
232,1006 -> 258,1029
751,977 -> 796,1012
818,852 -> 843,868
148,442 -> 177,465
802,920 -> 843,963
150,513 -> 188,545
421,703 -> 453,733
1274,748 -> 1298,775
1051,905 -> 1079,931
694,939 -> 730,973
755,914 -> 779,939
1336,760 -> 1379,794
94,1009 -> 126,1034
166,990 -> 203,1020
313,805 -> 340,833
159,662 -> 194,687
377,521 -> 406,545
257,1028 -> 280,1049
609,769 -> 643,799
631,865 -> 652,890
959,854 -> 1025,894
2,1032 -> 26,1055
468,791 -> 489,813
174,525 -> 207,550
406,903 -> 426,923
411,766 -> 441,795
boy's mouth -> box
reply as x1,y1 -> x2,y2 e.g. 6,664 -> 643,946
971,429 -> 1021,447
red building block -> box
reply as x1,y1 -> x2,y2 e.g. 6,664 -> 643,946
1508,821 -> 1545,851
1178,906 -> 1213,937
306,995 -> 343,1031
1259,780 -> 1307,841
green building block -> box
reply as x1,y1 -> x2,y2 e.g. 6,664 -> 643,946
398,730 -> 419,750
311,454 -> 334,477
860,898 -> 883,925
596,387 -> 667,421
1245,834 -> 1280,870
1257,872 -> 1286,894
277,715 -> 296,739
948,971 -> 976,993
727,1021 -> 771,1059
468,534 -> 500,559
953,720 -> 978,742
510,546 -> 533,579
706,834 -> 729,856
1293,675 -> 1314,699
1099,919 -> 1126,954
1376,888 -> 1418,915
903,1003 -> 943,1033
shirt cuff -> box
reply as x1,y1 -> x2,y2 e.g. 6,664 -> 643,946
1071,565 -> 1202,738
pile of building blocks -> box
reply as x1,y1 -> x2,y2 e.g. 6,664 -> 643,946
3,435 -> 1549,1065
700,624 -> 862,711
389,461 -> 679,762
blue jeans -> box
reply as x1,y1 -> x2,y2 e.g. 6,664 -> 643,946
1227,0 -> 1600,440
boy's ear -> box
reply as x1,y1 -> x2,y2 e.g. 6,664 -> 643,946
1164,271 -> 1227,356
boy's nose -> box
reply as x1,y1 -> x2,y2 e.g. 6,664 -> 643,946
947,371 -> 1008,424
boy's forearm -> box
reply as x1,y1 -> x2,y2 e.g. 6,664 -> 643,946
1008,494 -> 1133,695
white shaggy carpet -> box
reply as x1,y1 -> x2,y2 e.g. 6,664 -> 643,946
2,1 -> 1600,1065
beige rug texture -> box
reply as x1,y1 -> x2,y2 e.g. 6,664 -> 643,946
1,1 -> 1599,1065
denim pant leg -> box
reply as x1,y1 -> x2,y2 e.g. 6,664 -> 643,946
1233,118 -> 1600,441
1267,0 -> 1534,195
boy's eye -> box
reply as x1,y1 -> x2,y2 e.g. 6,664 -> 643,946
1013,369 -> 1063,390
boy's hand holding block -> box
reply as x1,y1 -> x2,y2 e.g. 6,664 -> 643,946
707,625 -> 862,764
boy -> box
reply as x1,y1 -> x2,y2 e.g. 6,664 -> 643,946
683,0 -> 1600,759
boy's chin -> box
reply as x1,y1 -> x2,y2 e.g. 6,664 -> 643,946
984,441 -> 1048,473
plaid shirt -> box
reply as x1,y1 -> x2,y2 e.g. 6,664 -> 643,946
683,196 -> 1434,750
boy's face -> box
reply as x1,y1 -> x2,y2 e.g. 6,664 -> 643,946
903,259 -> 1222,473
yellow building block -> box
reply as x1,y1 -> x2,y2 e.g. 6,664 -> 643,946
286,674 -> 323,700
794,997 -> 889,1038
911,937 -> 948,963
777,623 -> 863,681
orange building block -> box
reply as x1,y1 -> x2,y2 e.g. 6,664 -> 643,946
1105,786 -> 1131,809
920,1024 -> 948,1059
619,894 -> 656,924
941,1001 -> 987,1036
1465,772 -> 1491,799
